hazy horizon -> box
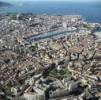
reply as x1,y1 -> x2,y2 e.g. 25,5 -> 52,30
1,0 -> 101,3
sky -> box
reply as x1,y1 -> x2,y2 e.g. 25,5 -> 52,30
1,0 -> 101,2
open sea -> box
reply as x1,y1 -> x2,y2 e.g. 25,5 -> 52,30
0,2 -> 101,23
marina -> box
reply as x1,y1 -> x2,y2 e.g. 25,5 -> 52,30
25,29 -> 75,42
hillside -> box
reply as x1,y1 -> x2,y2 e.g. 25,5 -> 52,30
0,1 -> 12,7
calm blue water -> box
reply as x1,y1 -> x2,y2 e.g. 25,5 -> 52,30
28,30 -> 72,42
0,2 -> 101,23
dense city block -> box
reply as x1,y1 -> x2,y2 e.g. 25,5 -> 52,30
0,14 -> 101,100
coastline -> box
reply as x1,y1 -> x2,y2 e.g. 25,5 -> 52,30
0,1 -> 101,23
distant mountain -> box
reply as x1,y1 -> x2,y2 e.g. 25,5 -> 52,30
0,1 -> 12,7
